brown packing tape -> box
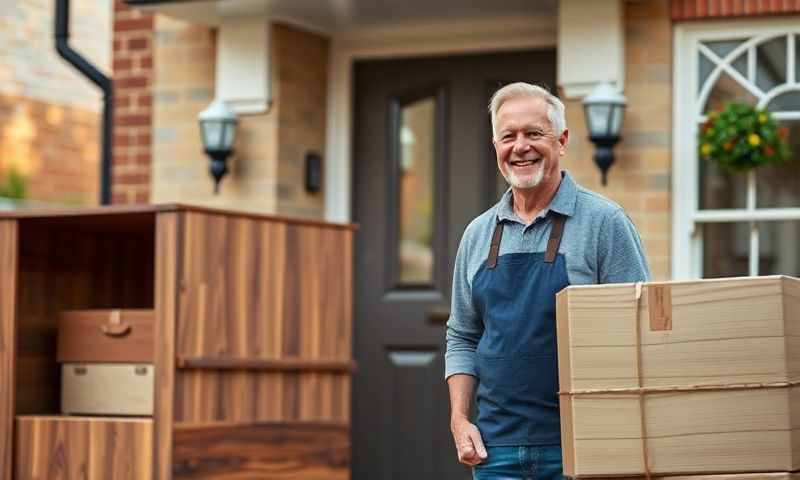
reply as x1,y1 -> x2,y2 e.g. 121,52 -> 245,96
648,283 -> 672,331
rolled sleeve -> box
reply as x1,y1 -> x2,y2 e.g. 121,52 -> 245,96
597,209 -> 652,284
444,232 -> 483,380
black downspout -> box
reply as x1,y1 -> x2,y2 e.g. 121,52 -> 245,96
55,0 -> 113,205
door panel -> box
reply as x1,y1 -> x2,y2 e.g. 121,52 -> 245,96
353,50 -> 556,480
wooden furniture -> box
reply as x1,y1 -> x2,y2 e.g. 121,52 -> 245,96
556,276 -> 800,478
0,204 -> 356,480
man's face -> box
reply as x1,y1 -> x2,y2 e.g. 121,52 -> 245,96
493,96 -> 568,190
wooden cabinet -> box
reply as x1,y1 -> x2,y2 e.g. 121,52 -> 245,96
0,204 -> 356,480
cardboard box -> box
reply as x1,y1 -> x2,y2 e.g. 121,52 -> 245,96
556,276 -> 800,478
62,363 -> 153,416
57,309 -> 154,363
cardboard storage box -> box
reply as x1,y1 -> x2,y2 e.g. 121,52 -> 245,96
62,363 -> 153,416
57,309 -> 154,363
597,474 -> 800,480
556,276 -> 800,478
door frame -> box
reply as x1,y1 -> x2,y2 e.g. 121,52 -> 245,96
323,16 -> 557,223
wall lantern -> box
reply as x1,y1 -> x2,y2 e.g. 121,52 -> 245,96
198,98 -> 238,193
582,82 -> 626,186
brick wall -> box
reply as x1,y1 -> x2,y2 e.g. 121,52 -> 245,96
274,24 -> 328,218
0,0 -> 111,205
562,0 -> 672,280
112,0 -> 154,204
148,15 -> 281,211
148,20 -> 328,217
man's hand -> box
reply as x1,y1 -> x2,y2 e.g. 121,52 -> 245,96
450,415 -> 487,466
447,374 -> 487,466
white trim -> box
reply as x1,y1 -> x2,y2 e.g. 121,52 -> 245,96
324,16 -> 557,222
674,17 -> 800,279
693,208 -> 800,222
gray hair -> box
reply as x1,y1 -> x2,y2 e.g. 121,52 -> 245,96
489,82 -> 566,138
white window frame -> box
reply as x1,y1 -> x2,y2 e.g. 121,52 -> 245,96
673,18 -> 800,280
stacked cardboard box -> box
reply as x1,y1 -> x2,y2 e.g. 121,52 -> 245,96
556,276 -> 799,478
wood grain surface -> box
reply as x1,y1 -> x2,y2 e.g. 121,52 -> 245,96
154,212 -> 181,480
172,421 -> 349,479
0,220 -> 17,480
15,415 -> 152,480
174,212 -> 353,424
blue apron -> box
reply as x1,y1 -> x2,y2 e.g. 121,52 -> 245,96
472,213 -> 570,446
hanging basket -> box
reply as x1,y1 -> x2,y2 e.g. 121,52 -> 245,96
698,102 -> 791,171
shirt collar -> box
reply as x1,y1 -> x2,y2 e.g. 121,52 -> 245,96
496,170 -> 578,224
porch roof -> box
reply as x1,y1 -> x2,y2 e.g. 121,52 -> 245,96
123,0 -> 556,32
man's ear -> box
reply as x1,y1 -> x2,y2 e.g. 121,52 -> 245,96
558,129 -> 569,155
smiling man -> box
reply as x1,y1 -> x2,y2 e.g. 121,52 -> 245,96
445,83 -> 651,480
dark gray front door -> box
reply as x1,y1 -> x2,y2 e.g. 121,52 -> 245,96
352,50 -> 556,480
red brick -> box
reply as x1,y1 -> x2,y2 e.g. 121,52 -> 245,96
136,94 -> 152,108
138,56 -> 153,70
114,17 -> 153,32
135,133 -> 151,146
113,58 -> 133,71
134,190 -> 150,203
135,153 -> 151,165
116,96 -> 131,110
128,37 -> 149,51
114,134 -> 130,147
114,172 -> 150,185
113,39 -> 123,52
111,191 -> 129,204
114,76 -> 148,89
116,114 -> 149,127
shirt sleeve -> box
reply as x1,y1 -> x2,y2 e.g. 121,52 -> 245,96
597,209 -> 652,284
444,228 -> 483,381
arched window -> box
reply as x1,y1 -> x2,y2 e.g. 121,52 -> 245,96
674,20 -> 800,279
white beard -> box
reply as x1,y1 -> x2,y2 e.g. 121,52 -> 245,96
501,158 -> 546,189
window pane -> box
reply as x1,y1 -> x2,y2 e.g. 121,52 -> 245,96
757,120 -> 800,208
758,221 -> 800,276
699,138 -> 748,209
703,39 -> 745,59
756,36 -> 787,92
796,35 -> 800,82
703,71 -> 757,114
702,223 -> 750,278
698,52 -> 715,95
397,97 -> 436,285
767,91 -> 800,111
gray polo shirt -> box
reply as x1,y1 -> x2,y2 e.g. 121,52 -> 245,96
444,170 -> 651,380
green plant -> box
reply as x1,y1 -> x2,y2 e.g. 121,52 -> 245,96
0,168 -> 28,199
698,102 -> 791,171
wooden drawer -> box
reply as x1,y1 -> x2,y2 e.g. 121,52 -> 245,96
16,415 -> 152,480
62,363 -> 153,416
57,309 -> 154,363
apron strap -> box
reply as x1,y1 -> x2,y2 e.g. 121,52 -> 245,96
544,213 -> 566,263
485,221 -> 504,269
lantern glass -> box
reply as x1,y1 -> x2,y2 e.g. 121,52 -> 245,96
200,119 -> 224,150
585,103 -> 624,138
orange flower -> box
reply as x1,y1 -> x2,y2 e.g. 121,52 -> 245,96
723,141 -> 733,151
778,127 -> 789,139
764,146 -> 775,157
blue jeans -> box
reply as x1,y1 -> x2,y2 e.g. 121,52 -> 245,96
473,445 -> 563,480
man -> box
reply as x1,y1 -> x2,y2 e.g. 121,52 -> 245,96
445,82 -> 651,479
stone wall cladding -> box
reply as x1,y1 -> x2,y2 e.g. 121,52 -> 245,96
112,0 -> 154,204
562,0 -> 672,280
